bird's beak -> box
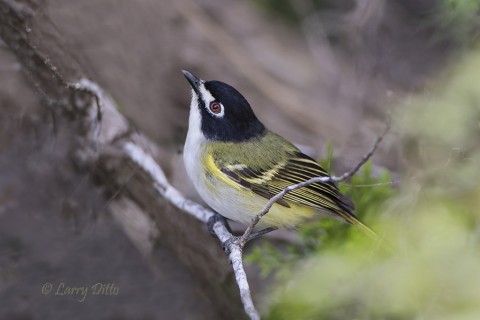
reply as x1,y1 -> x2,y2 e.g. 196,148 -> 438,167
181,70 -> 202,96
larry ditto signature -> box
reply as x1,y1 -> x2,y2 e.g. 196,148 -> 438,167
41,282 -> 119,302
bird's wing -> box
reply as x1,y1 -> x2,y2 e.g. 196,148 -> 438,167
217,150 -> 355,217
209,141 -> 378,239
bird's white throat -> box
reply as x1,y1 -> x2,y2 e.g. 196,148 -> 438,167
183,91 -> 206,190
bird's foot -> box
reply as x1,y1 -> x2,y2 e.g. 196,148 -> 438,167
221,236 -> 240,255
207,212 -> 232,237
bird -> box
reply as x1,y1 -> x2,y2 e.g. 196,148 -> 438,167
181,70 -> 376,240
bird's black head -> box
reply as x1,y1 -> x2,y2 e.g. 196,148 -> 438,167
182,70 -> 266,142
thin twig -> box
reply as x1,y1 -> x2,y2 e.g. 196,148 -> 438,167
344,181 -> 396,188
335,120 -> 391,181
239,121 -> 391,246
239,176 -> 333,247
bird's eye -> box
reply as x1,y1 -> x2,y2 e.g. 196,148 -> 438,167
209,101 -> 222,114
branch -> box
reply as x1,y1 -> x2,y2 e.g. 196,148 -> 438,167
239,121 -> 391,246
123,142 -> 260,320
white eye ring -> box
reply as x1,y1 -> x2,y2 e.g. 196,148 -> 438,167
207,100 -> 225,117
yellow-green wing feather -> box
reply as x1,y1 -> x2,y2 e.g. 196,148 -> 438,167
206,131 -> 377,238
220,150 -> 353,214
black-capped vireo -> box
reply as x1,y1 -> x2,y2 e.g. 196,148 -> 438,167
181,70 -> 375,239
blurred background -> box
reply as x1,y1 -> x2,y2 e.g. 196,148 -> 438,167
1,0 -> 479,319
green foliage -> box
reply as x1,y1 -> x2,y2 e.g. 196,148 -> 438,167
259,48 -> 480,319
318,142 -> 334,172
434,0 -> 480,45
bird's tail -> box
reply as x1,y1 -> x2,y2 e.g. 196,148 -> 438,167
336,209 -> 395,252
336,209 -> 380,241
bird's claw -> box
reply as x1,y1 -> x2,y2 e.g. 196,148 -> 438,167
207,212 -> 232,237
221,236 -> 240,255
